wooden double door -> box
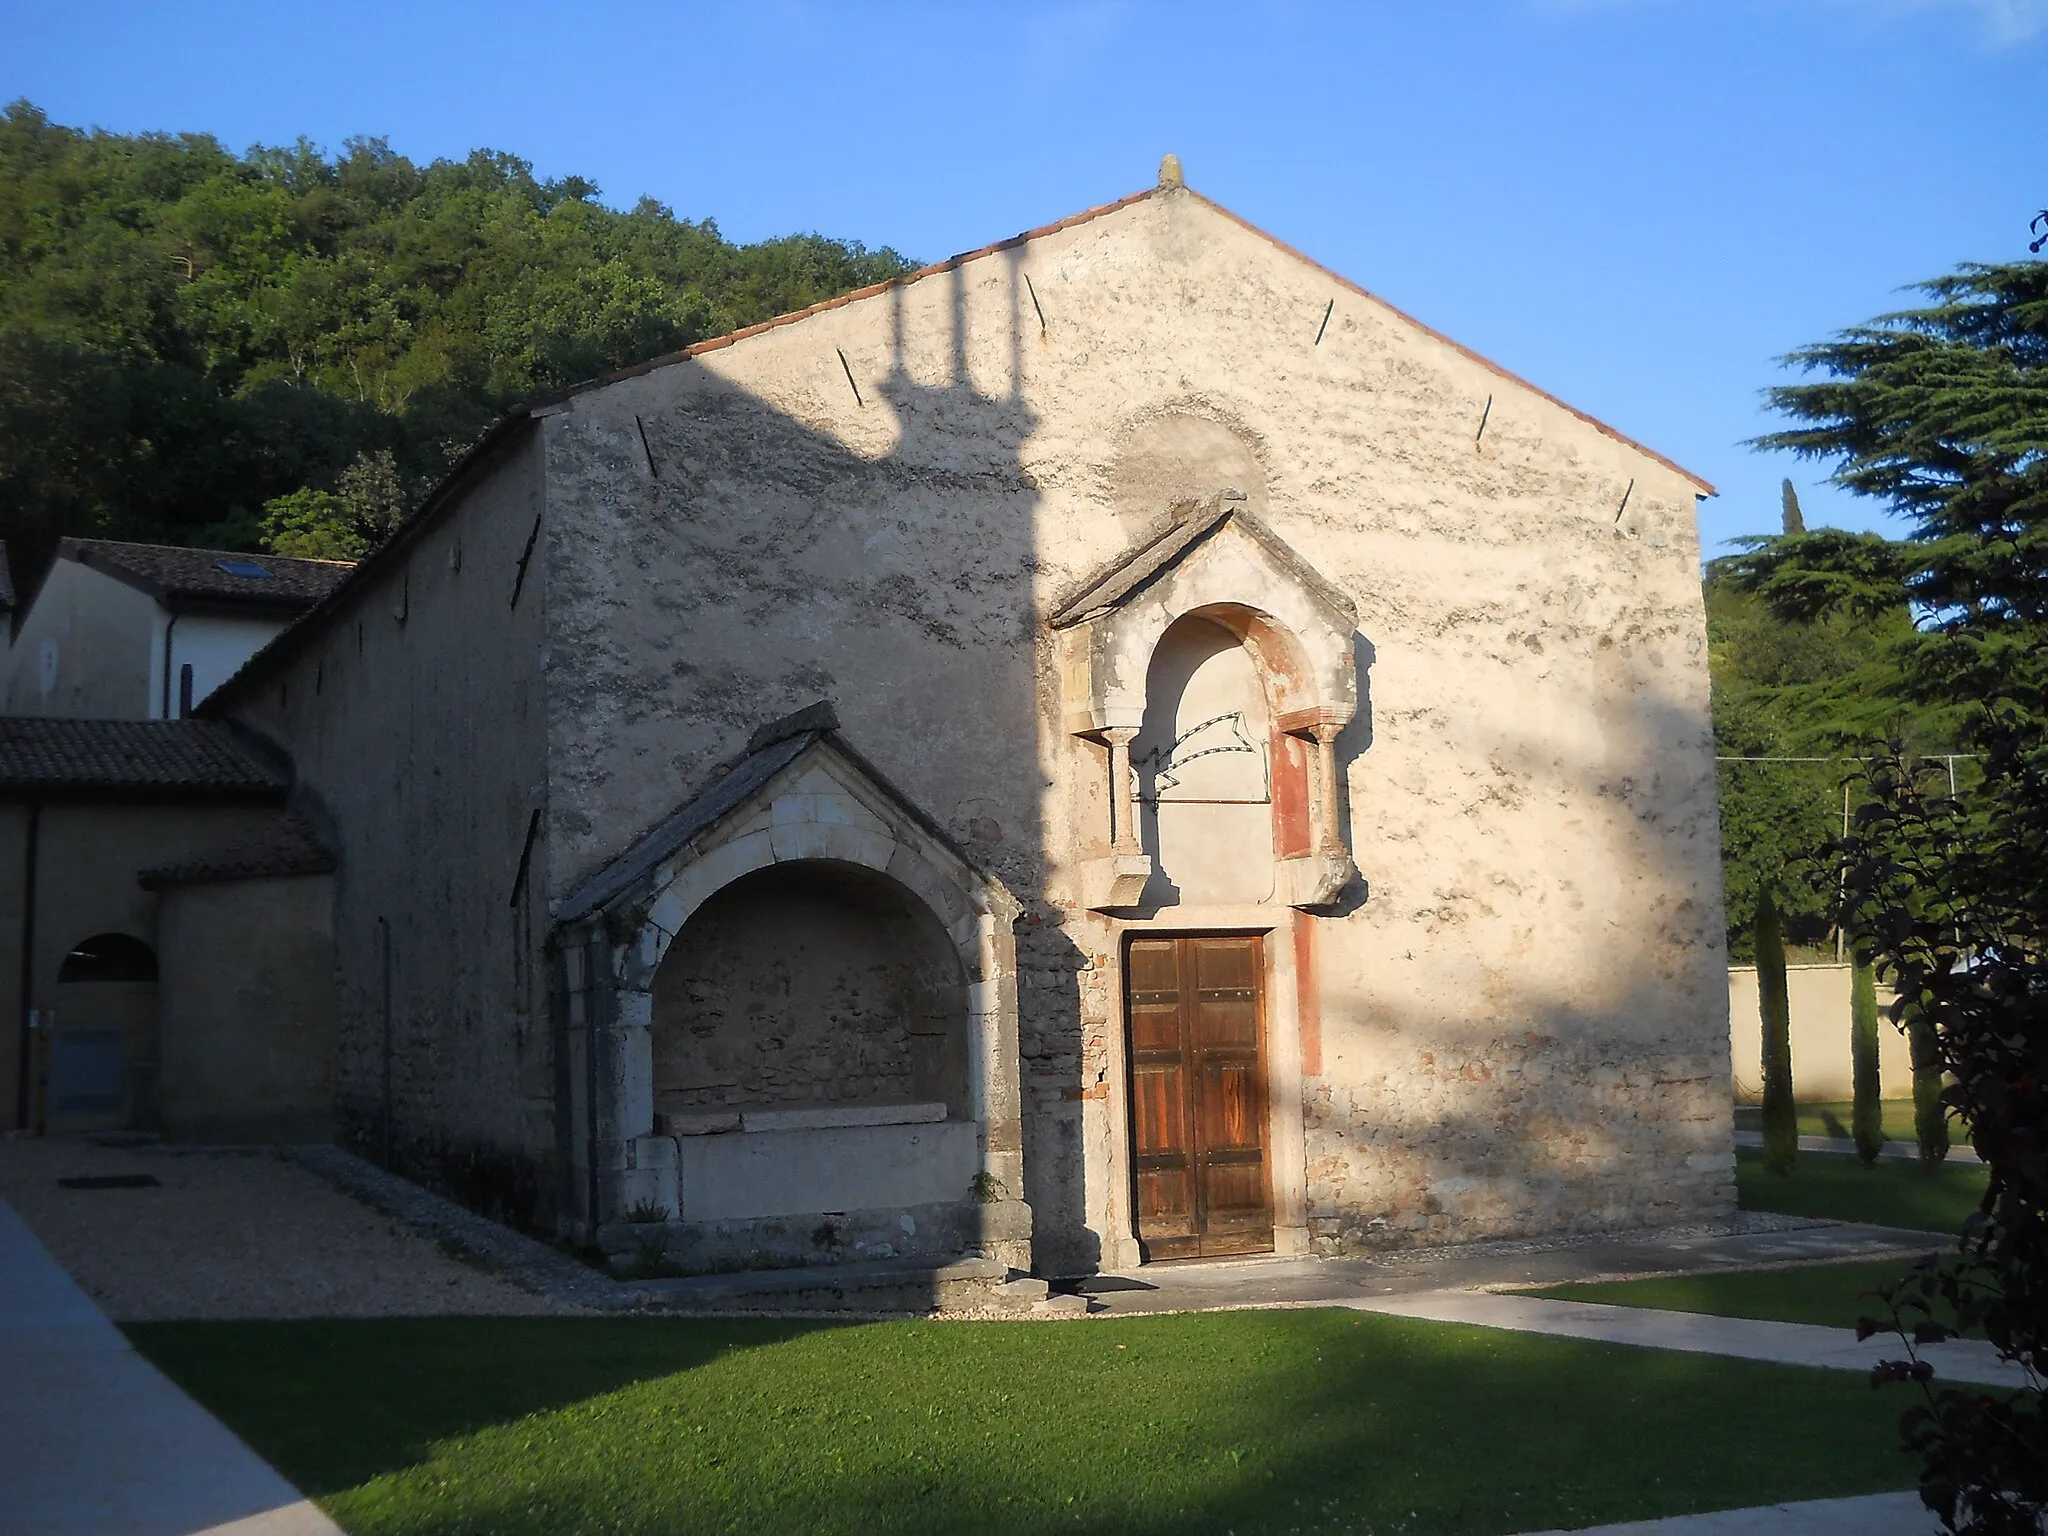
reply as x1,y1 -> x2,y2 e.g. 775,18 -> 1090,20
1125,935 -> 1273,1260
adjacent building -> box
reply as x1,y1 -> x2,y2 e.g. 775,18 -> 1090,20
2,539 -> 351,719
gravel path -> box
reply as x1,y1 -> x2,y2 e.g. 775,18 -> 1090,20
0,1135 -> 583,1320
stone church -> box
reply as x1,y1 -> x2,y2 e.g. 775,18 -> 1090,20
186,164 -> 1730,1276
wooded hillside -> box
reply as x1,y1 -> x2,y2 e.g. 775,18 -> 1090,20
0,101 -> 915,575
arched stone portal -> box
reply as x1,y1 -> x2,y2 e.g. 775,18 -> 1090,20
650,861 -> 971,1121
1049,492 -> 1365,1267
551,707 -> 1028,1274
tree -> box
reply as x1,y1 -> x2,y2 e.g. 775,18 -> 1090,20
1745,251 -> 2047,1531
1843,725 -> 2044,1532
1735,259 -> 2048,706
1851,958 -> 1884,1167
1910,1008 -> 1952,1168
1703,560 -> 1949,958
0,101 -> 917,580
1756,887 -> 1798,1175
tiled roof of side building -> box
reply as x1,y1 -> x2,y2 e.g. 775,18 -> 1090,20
0,718 -> 289,799
138,813 -> 335,888
66,539 -> 355,611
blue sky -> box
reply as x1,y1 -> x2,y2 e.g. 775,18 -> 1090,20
4,0 -> 2038,555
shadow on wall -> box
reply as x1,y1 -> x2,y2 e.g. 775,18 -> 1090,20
529,247 -> 1121,1260
1298,654 -> 1731,1250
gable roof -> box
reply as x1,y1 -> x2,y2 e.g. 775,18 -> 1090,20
0,718 -> 289,801
137,812 -> 334,888
61,539 -> 354,615
204,176 -> 1710,713
1051,494 -> 1360,630
553,701 -> 975,925
528,182 -> 1713,494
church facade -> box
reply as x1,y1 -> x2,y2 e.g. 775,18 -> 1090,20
206,171 -> 1733,1275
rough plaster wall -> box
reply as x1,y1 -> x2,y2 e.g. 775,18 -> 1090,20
540,189 -> 1728,1269
0,802 -> 283,1130
170,614 -> 291,715
156,873 -> 335,1142
225,430 -> 553,1223
649,863 -> 967,1117
0,561 -> 159,718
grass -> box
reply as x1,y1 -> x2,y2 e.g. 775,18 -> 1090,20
126,1311 -> 1920,1536
1737,1144 -> 1988,1234
1519,1257 -> 1962,1332
1734,1099 -> 1920,1144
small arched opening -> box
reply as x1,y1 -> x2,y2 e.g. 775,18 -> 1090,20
48,932 -> 160,1130
1130,605 -> 1322,908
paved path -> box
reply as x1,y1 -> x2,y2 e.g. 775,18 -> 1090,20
0,1195 -> 340,1536
1344,1289 -> 2029,1388
1513,1491 -> 1935,1535
1733,1129 -> 1981,1164
1080,1214 -> 1944,1315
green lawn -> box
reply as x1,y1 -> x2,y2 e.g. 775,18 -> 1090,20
127,1312 -> 1919,1536
1738,1145 -> 1987,1234
1734,1099 -> 1920,1144
1519,1257 -> 1958,1332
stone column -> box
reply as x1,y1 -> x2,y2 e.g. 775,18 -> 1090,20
1310,723 -> 1345,858
1103,727 -> 1141,855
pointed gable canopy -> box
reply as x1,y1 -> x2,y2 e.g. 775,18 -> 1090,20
1051,492 -> 1360,738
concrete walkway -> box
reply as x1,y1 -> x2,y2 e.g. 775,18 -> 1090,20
1345,1289 -> 2029,1388
1513,1491 -> 1935,1535
0,1195 -> 340,1536
1733,1129 -> 1981,1163
1080,1213 -> 1944,1316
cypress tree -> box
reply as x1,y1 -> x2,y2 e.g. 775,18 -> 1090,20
1908,1008 -> 1950,1167
1850,959 -> 1884,1166
1756,887 -> 1798,1175
1780,478 -> 1806,534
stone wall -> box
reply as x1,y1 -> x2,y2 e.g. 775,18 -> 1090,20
649,862 -> 968,1117
219,426 -> 557,1229
1303,1032 -> 1728,1251
155,872 -> 335,1143
532,184 -> 1731,1271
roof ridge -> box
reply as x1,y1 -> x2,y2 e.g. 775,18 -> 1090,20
526,186 -> 1161,408
1182,190 -> 1715,494
69,537 -> 354,568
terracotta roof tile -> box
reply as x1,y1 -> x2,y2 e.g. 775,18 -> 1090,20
66,539 -> 354,611
138,813 -> 334,888
0,718 -> 288,798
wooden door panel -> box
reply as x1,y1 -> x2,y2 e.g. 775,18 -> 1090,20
1197,1060 -> 1261,1150
1130,1065 -> 1186,1156
1125,934 -> 1273,1261
1201,1157 -> 1270,1218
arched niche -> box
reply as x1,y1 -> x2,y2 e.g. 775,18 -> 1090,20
1133,614 -> 1278,906
1051,495 -> 1361,910
551,714 -> 1028,1267
649,859 -> 971,1122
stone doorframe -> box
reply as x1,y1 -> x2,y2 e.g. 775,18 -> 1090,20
1090,904 -> 1312,1270
548,707 -> 1027,1249
1051,494 -> 1358,1268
